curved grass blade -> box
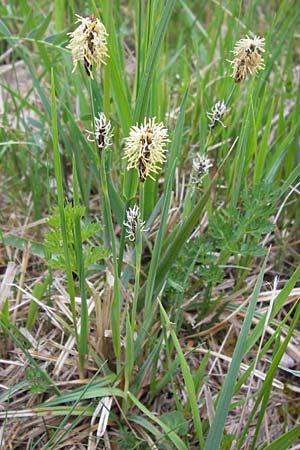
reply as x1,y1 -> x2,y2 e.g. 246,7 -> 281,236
245,265 -> 300,352
239,300 -> 300,450
204,254 -> 268,450
144,90 -> 188,316
127,391 -> 188,450
258,426 -> 300,450
51,69 -> 78,348
72,159 -> 88,368
159,301 -> 204,448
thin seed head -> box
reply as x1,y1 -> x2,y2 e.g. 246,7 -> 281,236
207,100 -> 227,128
123,117 -> 170,182
67,14 -> 109,78
86,112 -> 113,151
192,154 -> 213,185
123,205 -> 147,242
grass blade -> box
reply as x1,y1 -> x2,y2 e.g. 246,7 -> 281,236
204,254 -> 268,450
123,0 -> 176,201
127,391 -> 188,450
159,301 -> 204,448
51,69 -> 78,350
72,158 -> 88,368
259,426 -> 300,450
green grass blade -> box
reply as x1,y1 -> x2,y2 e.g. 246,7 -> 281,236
204,255 -> 268,450
245,265 -> 300,352
101,1 -> 131,134
124,311 -> 134,402
229,82 -> 254,206
133,0 -> 176,121
123,0 -> 176,201
178,0 -> 208,39
54,0 -> 65,31
277,159 -> 300,198
127,391 -> 188,450
42,368 -> 107,450
26,275 -> 51,330
51,70 -> 78,348
72,158 -> 88,368
159,301 -> 204,448
129,414 -> 167,445
0,380 -> 29,404
253,98 -> 275,184
260,426 -> 300,450
41,387 -> 124,407
0,18 -> 12,36
265,123 -> 298,184
239,300 -> 300,450
144,90 -> 187,316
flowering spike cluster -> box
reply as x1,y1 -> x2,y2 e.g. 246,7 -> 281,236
207,100 -> 227,128
123,117 -> 170,182
86,112 -> 113,151
192,154 -> 213,185
123,205 -> 147,242
230,35 -> 265,82
67,14 -> 109,79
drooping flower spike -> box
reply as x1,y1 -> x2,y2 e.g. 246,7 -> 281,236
67,14 -> 109,78
123,117 -> 170,182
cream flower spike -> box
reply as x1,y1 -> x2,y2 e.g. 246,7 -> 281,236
123,117 -> 170,182
230,35 -> 265,82
67,14 -> 109,79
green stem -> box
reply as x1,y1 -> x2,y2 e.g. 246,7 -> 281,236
136,0 -> 143,95
51,70 -> 79,348
72,157 -> 88,369
139,183 -> 145,220
88,80 -> 121,371
103,0 -> 111,116
118,200 -> 130,276
100,149 -> 121,371
131,216 -> 143,328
